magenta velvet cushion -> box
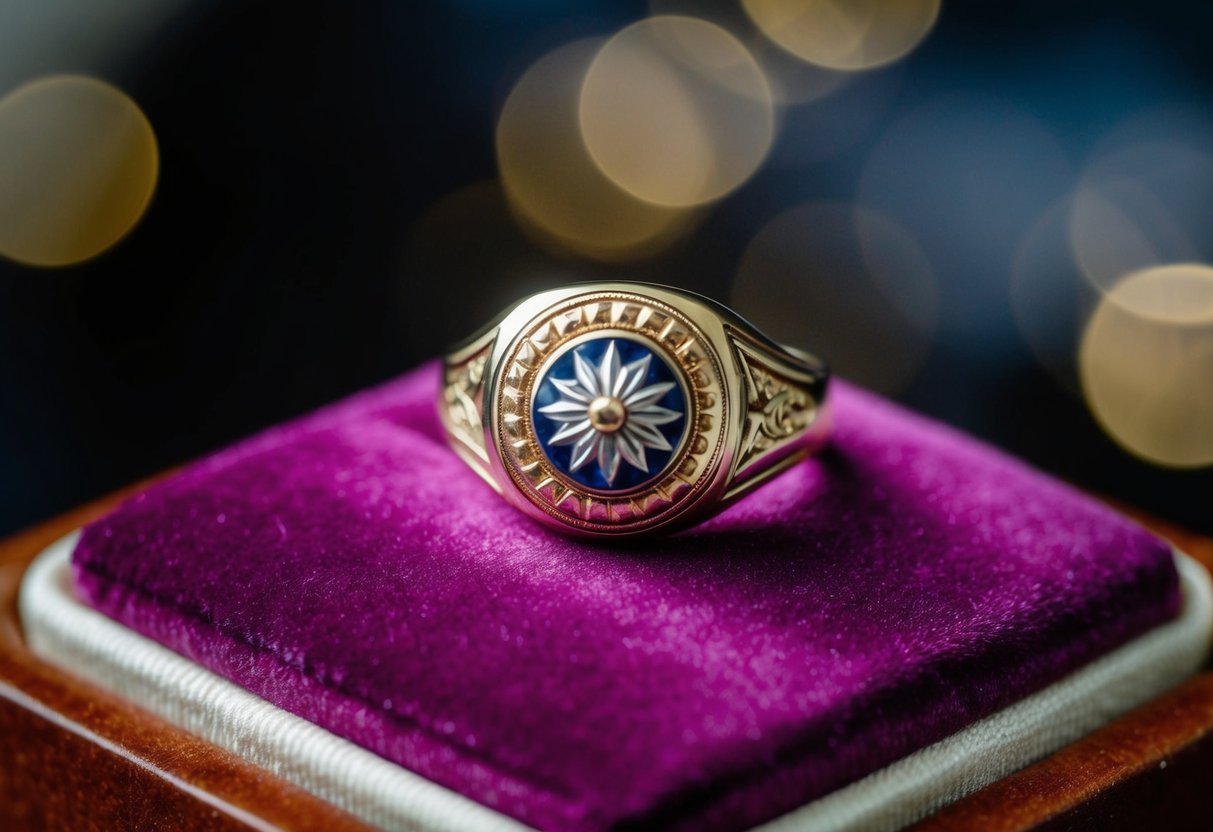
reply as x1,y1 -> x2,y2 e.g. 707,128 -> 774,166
72,362 -> 1179,832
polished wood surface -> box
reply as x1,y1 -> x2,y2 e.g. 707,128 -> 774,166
1,488 -> 1210,830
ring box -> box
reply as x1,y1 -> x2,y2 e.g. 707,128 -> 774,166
7,362 -> 1213,830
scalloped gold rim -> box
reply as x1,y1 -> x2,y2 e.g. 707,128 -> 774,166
495,293 -> 727,532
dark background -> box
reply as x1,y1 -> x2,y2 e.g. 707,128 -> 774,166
1,0 -> 1210,537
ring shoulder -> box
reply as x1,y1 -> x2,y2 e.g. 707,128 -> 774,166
441,330 -> 499,489
725,325 -> 830,501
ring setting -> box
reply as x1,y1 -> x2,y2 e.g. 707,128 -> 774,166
534,338 -> 687,490
442,282 -> 830,538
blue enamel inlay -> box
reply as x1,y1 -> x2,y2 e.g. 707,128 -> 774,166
532,337 -> 687,491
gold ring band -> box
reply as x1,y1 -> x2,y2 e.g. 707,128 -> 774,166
441,282 -> 830,538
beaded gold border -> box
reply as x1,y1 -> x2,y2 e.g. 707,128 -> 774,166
495,293 -> 726,532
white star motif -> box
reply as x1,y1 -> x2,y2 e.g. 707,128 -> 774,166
537,341 -> 683,485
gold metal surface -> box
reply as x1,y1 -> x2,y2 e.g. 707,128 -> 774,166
441,282 -> 830,537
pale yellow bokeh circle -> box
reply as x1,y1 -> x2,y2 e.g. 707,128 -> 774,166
496,39 -> 697,261
1079,264 -> 1213,469
742,0 -> 941,71
0,75 -> 159,267
579,16 -> 775,208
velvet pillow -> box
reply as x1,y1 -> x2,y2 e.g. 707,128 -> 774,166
72,362 -> 1179,831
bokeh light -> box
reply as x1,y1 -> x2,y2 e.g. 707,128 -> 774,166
1070,141 -> 1213,303
0,74 -> 158,268
496,39 -> 698,261
1009,196 -> 1100,396
399,179 -> 717,359
0,1 -> 192,92
579,16 -> 775,207
766,64 -> 902,167
858,97 -> 1069,352
648,0 -> 853,106
744,36 -> 851,107
399,180 -> 561,356
1014,109 -> 1213,397
1079,263 -> 1213,469
732,202 -> 937,394
742,0 -> 941,72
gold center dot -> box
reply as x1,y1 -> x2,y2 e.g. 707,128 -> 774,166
588,396 -> 627,433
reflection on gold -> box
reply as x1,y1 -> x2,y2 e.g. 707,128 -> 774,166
496,40 -> 697,261
0,75 -> 158,268
579,16 -> 775,207
742,0 -> 940,71
1069,143 -> 1213,301
732,202 -> 937,394
1079,264 -> 1213,468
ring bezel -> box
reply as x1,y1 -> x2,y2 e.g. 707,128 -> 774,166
527,330 -> 695,498
491,290 -> 729,534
